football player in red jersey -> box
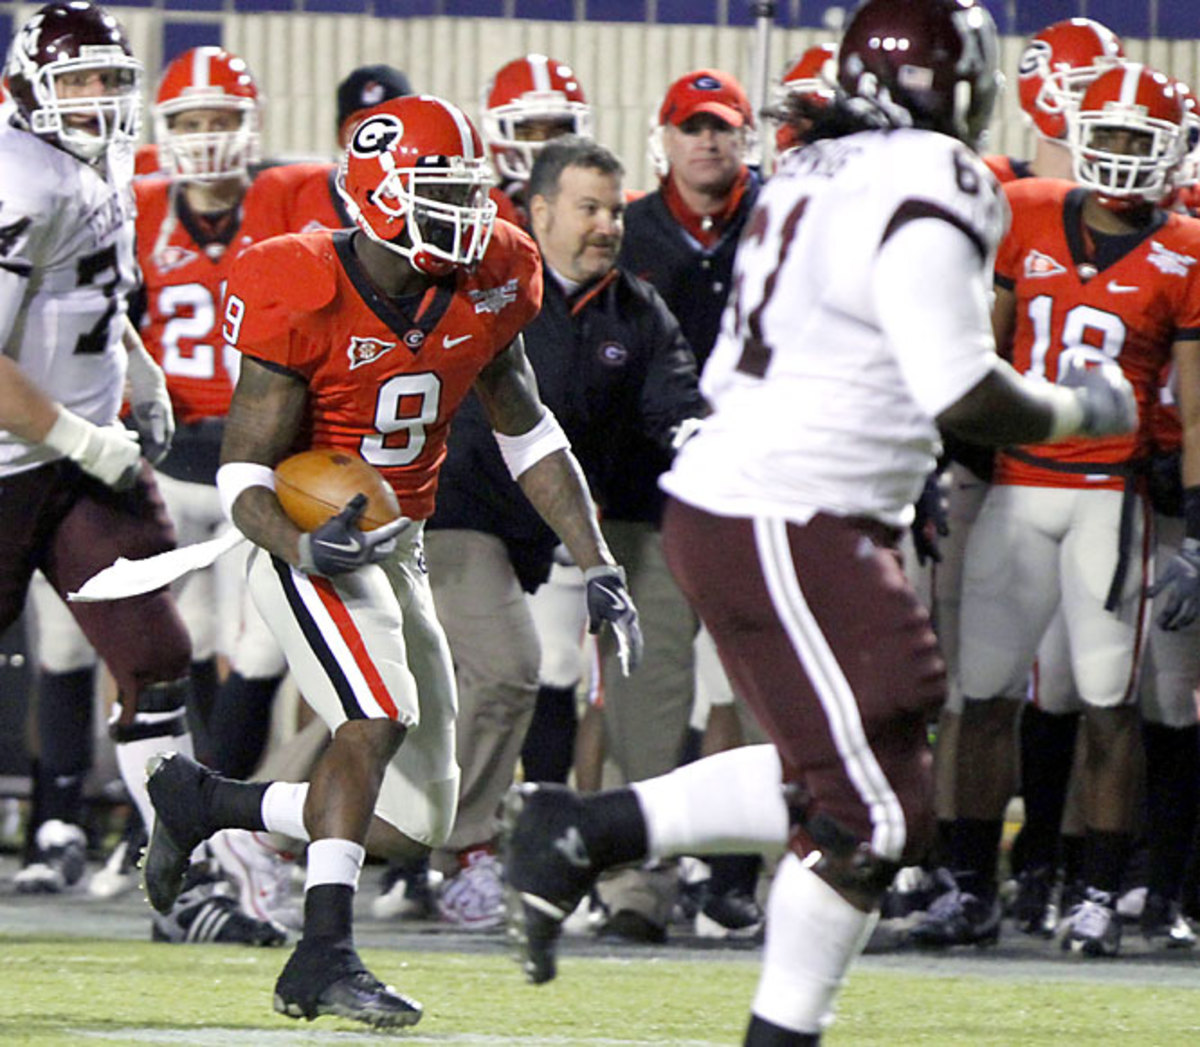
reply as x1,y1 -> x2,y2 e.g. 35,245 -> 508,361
985,17 -> 1123,185
0,0 -> 252,934
915,63 -> 1200,958
134,45 -> 311,934
248,64 -> 412,237
770,43 -> 837,163
478,53 -> 593,228
141,95 -> 641,1029
921,18 -> 1125,923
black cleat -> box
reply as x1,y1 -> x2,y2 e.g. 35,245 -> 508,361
500,783 -> 599,985
142,752 -> 216,914
273,939 -> 422,1029
909,873 -> 1001,948
1010,864 -> 1058,938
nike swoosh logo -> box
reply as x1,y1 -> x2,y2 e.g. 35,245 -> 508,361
318,538 -> 361,554
443,334 -> 473,349
1106,280 -> 1139,294
597,585 -> 628,615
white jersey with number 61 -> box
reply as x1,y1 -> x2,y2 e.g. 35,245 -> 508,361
662,128 -> 1009,529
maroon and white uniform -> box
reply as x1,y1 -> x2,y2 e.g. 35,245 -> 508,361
0,122 -> 189,722
661,129 -> 1007,863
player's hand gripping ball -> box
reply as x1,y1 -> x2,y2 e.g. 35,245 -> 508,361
274,448 -> 401,532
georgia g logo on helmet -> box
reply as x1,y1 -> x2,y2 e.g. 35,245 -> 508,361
349,113 -> 403,158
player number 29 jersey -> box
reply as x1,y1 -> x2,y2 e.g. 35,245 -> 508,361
663,129 -> 1007,527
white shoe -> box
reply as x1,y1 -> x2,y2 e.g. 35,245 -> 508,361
14,820 -> 87,894
88,839 -> 138,899
372,863 -> 441,920
437,851 -> 505,930
208,829 -> 302,931
1062,888 -> 1121,957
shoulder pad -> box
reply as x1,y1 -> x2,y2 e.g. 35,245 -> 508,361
226,234 -> 337,348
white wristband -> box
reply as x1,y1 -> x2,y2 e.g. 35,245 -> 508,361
42,407 -> 94,462
494,409 -> 570,479
216,461 -> 277,522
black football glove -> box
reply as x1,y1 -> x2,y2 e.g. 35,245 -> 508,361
296,493 -> 411,576
1149,537 -> 1200,631
584,565 -> 644,675
911,470 -> 949,566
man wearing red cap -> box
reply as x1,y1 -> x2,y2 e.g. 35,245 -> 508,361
584,68 -> 763,944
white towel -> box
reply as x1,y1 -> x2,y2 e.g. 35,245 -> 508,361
68,528 -> 247,602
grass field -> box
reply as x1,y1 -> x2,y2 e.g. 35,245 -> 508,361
2,936 -> 1199,1046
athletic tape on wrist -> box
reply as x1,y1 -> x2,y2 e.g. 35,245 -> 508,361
216,461 -> 276,522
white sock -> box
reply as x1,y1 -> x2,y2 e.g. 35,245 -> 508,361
305,838 -> 365,890
750,853 -> 876,1035
261,782 -> 310,842
115,733 -> 194,831
632,744 -> 788,858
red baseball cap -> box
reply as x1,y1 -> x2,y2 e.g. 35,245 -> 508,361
658,69 -> 754,129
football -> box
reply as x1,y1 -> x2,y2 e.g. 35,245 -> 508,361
273,448 -> 402,533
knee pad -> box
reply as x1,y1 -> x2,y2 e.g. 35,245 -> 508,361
784,783 -> 900,901
110,676 -> 190,744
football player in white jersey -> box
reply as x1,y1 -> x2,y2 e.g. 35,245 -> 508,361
501,1 -> 1138,1042
0,2 -> 280,946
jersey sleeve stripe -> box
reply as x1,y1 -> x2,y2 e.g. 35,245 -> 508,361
1174,327 -> 1200,343
0,260 -> 32,277
994,272 -> 1015,291
244,354 -> 306,382
880,199 -> 986,262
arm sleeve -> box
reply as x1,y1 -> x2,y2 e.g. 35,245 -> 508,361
638,290 -> 708,449
872,214 -> 997,420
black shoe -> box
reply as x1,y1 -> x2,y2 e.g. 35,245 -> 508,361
273,938 -> 422,1029
1141,892 -> 1197,949
1010,864 -> 1057,937
694,888 -> 764,941
597,908 -> 668,944
909,874 -> 1001,948
143,752 -> 216,914
151,869 -> 286,947
500,783 -> 599,985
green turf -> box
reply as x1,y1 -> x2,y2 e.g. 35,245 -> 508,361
1,937 -> 1198,1045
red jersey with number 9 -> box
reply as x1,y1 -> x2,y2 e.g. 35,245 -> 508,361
221,220 -> 541,518
992,178 -> 1200,489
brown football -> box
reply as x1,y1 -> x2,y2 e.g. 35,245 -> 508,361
274,448 -> 401,533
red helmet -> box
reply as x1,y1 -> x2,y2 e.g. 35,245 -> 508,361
4,1 -> 142,162
773,43 -> 837,154
836,0 -> 1001,151
1016,18 -> 1124,142
337,95 -> 497,276
480,54 -> 592,183
1069,63 -> 1187,207
1172,78 -> 1200,190
154,47 -> 262,182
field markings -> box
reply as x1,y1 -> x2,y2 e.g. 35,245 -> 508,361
76,1029 -> 729,1046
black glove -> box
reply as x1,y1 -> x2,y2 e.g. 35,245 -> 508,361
911,470 -> 949,566
1149,537 -> 1200,631
296,493 -> 411,576
584,565 -> 644,675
